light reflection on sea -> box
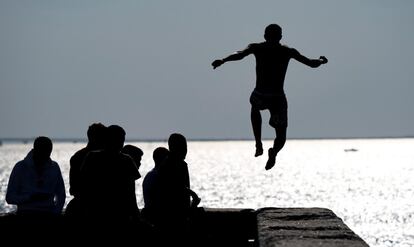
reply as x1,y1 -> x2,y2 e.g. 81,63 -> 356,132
0,139 -> 413,247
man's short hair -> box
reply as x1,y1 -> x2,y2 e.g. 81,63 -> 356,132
168,133 -> 187,159
153,147 -> 169,166
264,24 -> 282,41
106,125 -> 126,150
87,123 -> 106,143
168,133 -> 186,151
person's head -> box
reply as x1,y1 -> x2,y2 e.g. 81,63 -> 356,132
153,147 -> 169,168
264,24 -> 282,42
105,125 -> 126,152
33,136 -> 53,166
122,144 -> 144,169
168,133 -> 187,160
87,123 -> 107,149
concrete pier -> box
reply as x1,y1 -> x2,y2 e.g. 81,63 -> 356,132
256,207 -> 369,247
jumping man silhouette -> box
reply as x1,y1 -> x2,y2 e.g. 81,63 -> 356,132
212,24 -> 328,170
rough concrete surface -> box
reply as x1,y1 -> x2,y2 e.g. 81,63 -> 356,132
256,207 -> 369,247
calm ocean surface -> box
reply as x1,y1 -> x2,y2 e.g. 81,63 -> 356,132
0,139 -> 413,246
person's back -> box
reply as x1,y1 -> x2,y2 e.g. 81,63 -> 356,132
141,147 -> 169,228
160,158 -> 190,211
158,134 -> 191,213
80,125 -> 140,221
69,123 -> 106,198
155,134 -> 204,246
143,147 -> 168,209
66,123 -> 106,218
6,136 -> 66,215
81,151 -> 138,217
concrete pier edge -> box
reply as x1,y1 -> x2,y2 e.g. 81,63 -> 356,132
256,207 -> 369,247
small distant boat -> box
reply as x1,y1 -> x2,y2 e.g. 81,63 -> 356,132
344,148 -> 358,152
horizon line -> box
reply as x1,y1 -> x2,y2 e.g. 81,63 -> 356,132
1,135 -> 413,144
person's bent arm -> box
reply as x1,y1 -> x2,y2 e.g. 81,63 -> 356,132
212,45 -> 253,69
54,165 -> 66,214
291,49 -> 328,68
69,156 -> 79,196
5,164 -> 32,205
187,187 -> 201,208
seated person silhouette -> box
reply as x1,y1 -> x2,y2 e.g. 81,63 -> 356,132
66,123 -> 106,216
154,133 -> 202,245
142,146 -> 200,226
79,125 -> 140,223
122,144 -> 144,218
6,136 -> 66,215
142,146 -> 169,213
212,24 -> 328,170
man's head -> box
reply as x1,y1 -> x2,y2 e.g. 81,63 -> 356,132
33,136 -> 53,165
264,24 -> 282,42
105,125 -> 126,152
122,144 -> 144,169
153,147 -> 169,168
168,133 -> 187,160
87,123 -> 107,149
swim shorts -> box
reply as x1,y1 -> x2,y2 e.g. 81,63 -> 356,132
249,89 -> 288,128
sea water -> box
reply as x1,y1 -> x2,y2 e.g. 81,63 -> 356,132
0,139 -> 413,247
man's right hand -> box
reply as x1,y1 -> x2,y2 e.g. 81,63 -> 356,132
212,59 -> 224,69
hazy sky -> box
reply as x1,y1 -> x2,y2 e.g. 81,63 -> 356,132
1,1 -> 413,140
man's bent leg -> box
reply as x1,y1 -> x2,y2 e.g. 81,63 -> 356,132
265,127 -> 287,170
251,107 -> 263,157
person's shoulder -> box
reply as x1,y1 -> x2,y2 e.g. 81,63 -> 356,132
247,42 -> 262,49
147,168 -> 159,177
71,147 -> 88,158
280,43 -> 290,48
49,160 -> 63,172
143,169 -> 157,182
50,159 -> 60,167
82,150 -> 102,167
280,44 -> 299,54
85,150 -> 101,159
13,159 -> 26,171
249,42 -> 261,46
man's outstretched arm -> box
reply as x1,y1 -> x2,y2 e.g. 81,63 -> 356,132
292,49 -> 328,68
212,46 -> 252,69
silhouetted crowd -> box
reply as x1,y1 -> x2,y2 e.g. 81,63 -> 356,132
5,123 -> 203,246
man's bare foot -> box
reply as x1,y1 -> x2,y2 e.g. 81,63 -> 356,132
255,145 -> 263,157
265,148 -> 276,170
